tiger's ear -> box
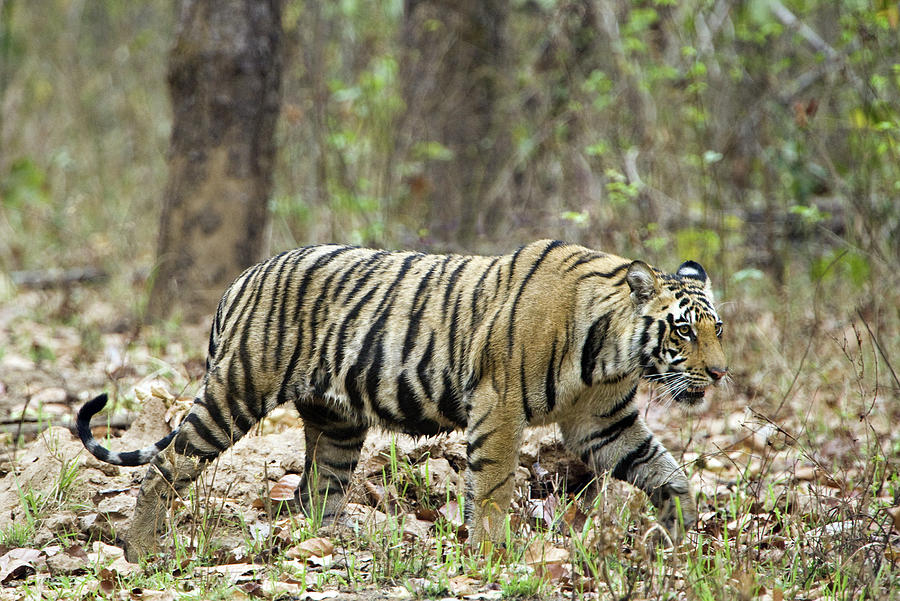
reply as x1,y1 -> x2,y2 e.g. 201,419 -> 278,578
676,261 -> 707,282
626,261 -> 659,306
677,260 -> 713,295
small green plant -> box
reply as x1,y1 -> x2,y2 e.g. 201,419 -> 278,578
501,567 -> 545,599
0,521 -> 35,547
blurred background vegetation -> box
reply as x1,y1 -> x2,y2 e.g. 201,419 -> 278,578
0,0 -> 898,400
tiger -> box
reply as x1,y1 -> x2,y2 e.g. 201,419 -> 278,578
77,240 -> 727,561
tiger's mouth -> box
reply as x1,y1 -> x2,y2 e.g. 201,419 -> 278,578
674,387 -> 706,404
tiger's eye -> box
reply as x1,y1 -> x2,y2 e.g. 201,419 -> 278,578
676,324 -> 693,338
715,322 -> 724,338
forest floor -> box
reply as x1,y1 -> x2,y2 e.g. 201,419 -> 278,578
0,286 -> 899,600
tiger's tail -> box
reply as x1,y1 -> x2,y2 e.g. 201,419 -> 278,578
77,393 -> 178,466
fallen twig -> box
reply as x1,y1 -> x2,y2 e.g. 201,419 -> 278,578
10,267 -> 108,290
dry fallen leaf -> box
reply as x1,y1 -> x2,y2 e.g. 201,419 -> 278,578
449,574 -> 480,596
523,539 -> 569,567
402,514 -> 433,540
794,466 -> 818,482
417,456 -> 456,496
129,589 -> 176,601
439,499 -> 464,527
98,567 -> 116,594
415,506 -> 440,522
286,537 -> 334,560
0,548 -> 43,584
526,494 -> 559,525
560,499 -> 588,534
535,560 -> 571,585
269,473 -> 302,502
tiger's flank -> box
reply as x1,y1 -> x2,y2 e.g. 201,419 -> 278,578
77,240 -> 727,561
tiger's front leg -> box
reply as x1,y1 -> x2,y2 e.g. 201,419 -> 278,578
559,389 -> 697,543
464,381 -> 525,548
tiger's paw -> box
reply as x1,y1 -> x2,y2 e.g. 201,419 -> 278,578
649,483 -> 697,546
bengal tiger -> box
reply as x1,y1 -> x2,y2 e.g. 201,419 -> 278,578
78,240 -> 727,561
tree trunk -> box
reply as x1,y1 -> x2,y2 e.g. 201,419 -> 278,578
399,0 -> 509,250
147,0 -> 282,322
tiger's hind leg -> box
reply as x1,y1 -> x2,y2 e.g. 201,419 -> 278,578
124,449 -> 209,562
293,401 -> 369,524
124,378 -> 265,562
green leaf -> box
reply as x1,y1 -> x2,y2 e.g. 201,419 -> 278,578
411,141 -> 454,161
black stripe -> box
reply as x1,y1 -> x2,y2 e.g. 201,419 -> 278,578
441,257 -> 472,321
579,410 -> 639,460
468,410 -> 490,434
396,371 -> 425,428
307,269 -> 345,363
355,255 -> 418,419
298,401 -> 349,427
545,339 -> 557,413
270,254 -> 300,370
196,394 -> 234,443
598,385 -> 637,419
416,331 -> 436,401
506,245 -> 527,291
322,422 -> 367,440
638,315 -> 653,351
520,352 -> 532,422
293,246 -> 358,326
365,341 -> 395,423
173,437 -> 220,462
470,256 -> 500,330
320,458 -> 359,472
153,461 -> 174,484
344,362 -> 365,413
381,253 -> 420,306
239,332 -> 263,420
342,251 -> 389,303
331,254 -> 371,299
507,240 -> 565,352
576,262 -> 630,282
483,472 -> 514,500
580,315 -> 611,385
564,251 -> 605,272
182,412 -> 230,451
612,435 -> 654,481
232,254 -> 280,357
260,251 -> 293,369
437,369 -> 465,426
628,441 -> 660,472
401,263 -> 438,362
466,427 -> 497,457
447,286 -> 466,373
226,356 -> 256,435
652,318 -> 667,361
317,472 -> 351,488
468,457 -> 499,472
115,436 -> 172,466
333,284 -> 381,373
329,436 -> 368,450
219,262 -> 264,332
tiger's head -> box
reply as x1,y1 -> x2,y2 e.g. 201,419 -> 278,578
626,260 -> 727,409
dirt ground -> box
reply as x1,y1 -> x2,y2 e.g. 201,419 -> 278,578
2,287 -> 899,599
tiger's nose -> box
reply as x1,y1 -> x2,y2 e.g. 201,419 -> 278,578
707,366 -> 727,381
